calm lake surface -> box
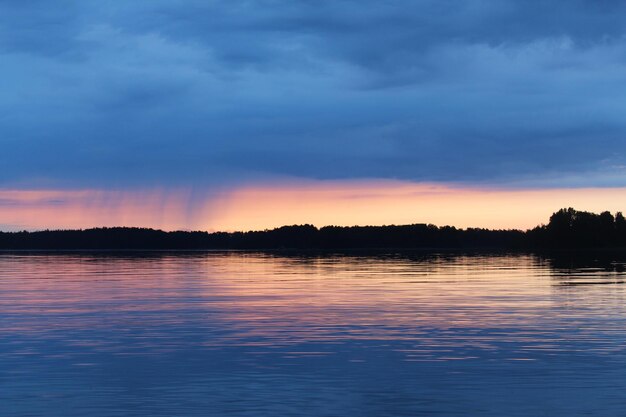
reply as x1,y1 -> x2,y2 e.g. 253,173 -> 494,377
2,252 -> 626,416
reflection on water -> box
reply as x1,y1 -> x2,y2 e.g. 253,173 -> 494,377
2,252 -> 626,416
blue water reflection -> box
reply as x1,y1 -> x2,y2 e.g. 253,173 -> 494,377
2,252 -> 626,416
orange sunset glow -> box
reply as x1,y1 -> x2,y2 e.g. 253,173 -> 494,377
2,181 -> 626,232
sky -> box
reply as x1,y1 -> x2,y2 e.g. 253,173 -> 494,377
1,0 -> 626,231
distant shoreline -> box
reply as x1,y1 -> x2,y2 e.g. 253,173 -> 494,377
2,208 -> 626,251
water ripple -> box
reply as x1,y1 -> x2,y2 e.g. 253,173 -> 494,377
1,252 -> 626,416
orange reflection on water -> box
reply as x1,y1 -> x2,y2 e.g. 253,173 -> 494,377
2,253 -> 626,362
0,254 -> 568,342
3,254 -> 626,415
194,254 -> 557,344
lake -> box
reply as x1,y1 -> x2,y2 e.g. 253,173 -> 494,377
2,252 -> 626,416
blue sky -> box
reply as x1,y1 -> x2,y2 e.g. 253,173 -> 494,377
1,0 -> 626,190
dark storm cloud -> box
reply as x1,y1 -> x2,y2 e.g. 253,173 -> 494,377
1,0 -> 626,188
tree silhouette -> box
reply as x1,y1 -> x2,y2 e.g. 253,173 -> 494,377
0,208 -> 624,250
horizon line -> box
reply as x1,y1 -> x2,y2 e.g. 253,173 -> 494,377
1,206 -> 617,235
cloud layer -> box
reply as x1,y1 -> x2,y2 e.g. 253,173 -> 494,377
2,0 -> 626,188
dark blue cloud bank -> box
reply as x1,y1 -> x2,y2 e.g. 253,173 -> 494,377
1,0 -> 625,189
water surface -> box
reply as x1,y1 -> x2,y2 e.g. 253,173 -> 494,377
2,252 -> 626,416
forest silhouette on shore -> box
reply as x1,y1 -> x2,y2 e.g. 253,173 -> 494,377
1,208 -> 625,250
